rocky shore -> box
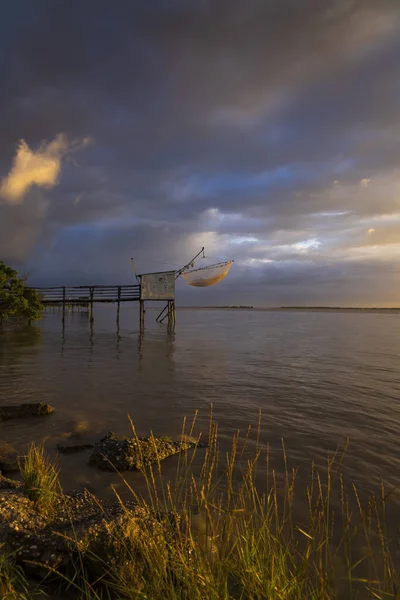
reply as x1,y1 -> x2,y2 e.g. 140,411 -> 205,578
0,488 -> 152,569
0,402 -> 201,594
0,403 -> 397,599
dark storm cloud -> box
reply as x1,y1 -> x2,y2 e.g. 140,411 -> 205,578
1,0 -> 400,305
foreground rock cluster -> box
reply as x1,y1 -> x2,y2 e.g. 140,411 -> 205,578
89,431 -> 197,471
0,402 -> 54,421
0,488 -> 156,571
0,401 -> 202,586
1,402 -> 199,474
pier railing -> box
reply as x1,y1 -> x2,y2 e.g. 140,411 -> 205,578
29,285 -> 141,304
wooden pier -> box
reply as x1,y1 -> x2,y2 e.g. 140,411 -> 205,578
28,283 -> 176,331
32,284 -> 141,305
27,249 -> 213,333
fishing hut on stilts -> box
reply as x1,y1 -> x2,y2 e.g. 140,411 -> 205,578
132,247 -> 234,332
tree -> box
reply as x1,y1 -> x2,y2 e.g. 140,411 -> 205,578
0,261 -> 43,325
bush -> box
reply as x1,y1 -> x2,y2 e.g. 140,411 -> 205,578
0,261 -> 42,325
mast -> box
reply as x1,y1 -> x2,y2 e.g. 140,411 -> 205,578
175,247 -> 205,280
130,258 -> 140,284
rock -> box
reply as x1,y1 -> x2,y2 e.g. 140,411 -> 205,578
0,441 -> 19,473
0,475 -> 22,490
57,442 -> 94,454
0,489 -> 154,575
0,403 -> 55,421
89,432 -> 197,471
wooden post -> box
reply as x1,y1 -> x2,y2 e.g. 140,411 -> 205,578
167,300 -> 176,331
89,286 -> 94,324
171,300 -> 176,327
62,286 -> 66,326
140,300 -> 145,333
116,286 -> 121,325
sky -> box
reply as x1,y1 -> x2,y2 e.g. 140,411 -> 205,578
1,0 -> 400,307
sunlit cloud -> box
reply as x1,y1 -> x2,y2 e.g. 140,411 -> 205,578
0,134 -> 91,204
230,236 -> 259,245
314,211 -> 350,218
348,243 -> 400,261
206,207 -> 242,223
295,238 -> 322,251
244,258 -> 275,266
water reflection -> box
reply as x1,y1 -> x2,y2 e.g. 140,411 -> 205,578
0,324 -> 41,365
138,331 -> 175,368
0,307 -> 399,505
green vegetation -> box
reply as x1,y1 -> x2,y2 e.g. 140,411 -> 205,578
19,442 -> 61,515
0,261 -> 43,325
0,547 -> 31,600
1,416 -> 399,599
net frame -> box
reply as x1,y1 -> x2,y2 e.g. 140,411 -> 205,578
180,260 -> 233,287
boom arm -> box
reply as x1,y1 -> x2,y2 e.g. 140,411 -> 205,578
175,247 -> 205,280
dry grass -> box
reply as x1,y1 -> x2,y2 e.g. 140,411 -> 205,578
7,412 -> 400,599
19,442 -> 60,515
77,411 -> 399,600
0,546 -> 32,600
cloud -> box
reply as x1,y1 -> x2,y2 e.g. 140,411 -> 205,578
1,0 -> 400,304
0,134 -> 90,204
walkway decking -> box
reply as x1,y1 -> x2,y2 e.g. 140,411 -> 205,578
29,285 -> 141,304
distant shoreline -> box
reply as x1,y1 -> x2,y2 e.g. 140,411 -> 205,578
278,306 -> 400,311
178,306 -> 400,311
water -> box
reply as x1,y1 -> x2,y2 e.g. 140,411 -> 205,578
1,306 -> 400,506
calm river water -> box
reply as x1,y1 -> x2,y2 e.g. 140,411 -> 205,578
1,306 -> 400,506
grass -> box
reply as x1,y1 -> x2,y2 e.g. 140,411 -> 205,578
57,412 -> 400,599
19,442 -> 60,515
5,413 -> 400,598
0,546 -> 32,600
